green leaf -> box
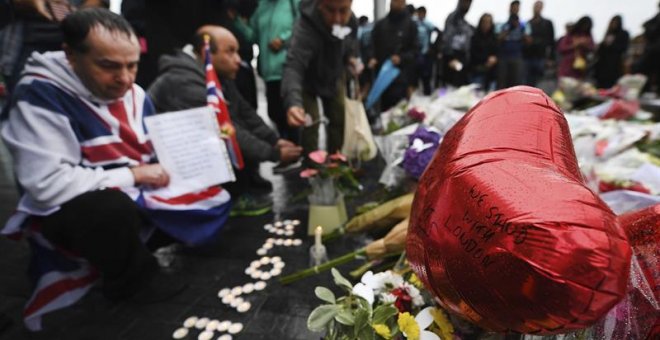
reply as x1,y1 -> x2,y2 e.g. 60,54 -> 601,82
353,308 -> 370,339
331,268 -> 353,291
334,308 -> 356,326
315,286 -> 336,304
308,305 -> 340,332
373,305 -> 398,325
357,326 -> 376,340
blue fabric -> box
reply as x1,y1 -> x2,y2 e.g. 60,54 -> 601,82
366,60 -> 401,110
144,202 -> 231,246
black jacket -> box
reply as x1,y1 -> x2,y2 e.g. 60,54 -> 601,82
148,51 -> 280,164
369,11 -> 419,77
281,0 -> 357,109
524,16 -> 555,59
470,30 -> 498,72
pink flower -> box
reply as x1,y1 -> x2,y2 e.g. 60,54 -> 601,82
329,152 -> 347,162
309,150 -> 328,164
300,168 -> 319,178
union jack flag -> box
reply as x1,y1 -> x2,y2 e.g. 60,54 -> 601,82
204,35 -> 244,170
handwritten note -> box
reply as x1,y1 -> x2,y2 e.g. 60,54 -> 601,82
145,107 -> 235,196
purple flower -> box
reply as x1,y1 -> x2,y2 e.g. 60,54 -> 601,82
402,126 -> 442,179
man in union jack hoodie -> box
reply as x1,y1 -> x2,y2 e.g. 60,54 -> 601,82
1,8 -> 230,329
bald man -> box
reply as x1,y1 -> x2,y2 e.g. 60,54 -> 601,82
148,26 -> 302,215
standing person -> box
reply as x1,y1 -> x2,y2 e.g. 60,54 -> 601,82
282,0 -> 358,154
368,0 -> 418,111
414,6 -> 436,95
524,0 -> 555,86
637,2 -> 660,94
594,15 -> 630,89
357,15 -> 374,99
442,0 -> 473,87
557,16 -> 595,80
470,13 -> 498,92
224,0 -> 259,110
233,0 -> 301,142
496,1 -> 527,89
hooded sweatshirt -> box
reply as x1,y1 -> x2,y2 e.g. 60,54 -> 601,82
148,50 -> 280,163
1,51 -> 231,247
281,0 -> 357,109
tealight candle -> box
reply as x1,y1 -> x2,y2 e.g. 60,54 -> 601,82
270,268 -> 282,276
254,281 -> 266,290
230,297 -> 243,308
230,287 -> 242,296
284,239 -> 293,247
228,323 -> 244,334
293,239 -> 303,246
264,223 -> 273,230
198,330 -> 214,340
218,288 -> 230,298
271,256 -> 282,263
276,230 -> 285,236
260,257 -> 270,264
292,219 -> 300,226
285,224 -> 294,231
195,317 -> 210,329
275,221 -> 283,227
250,271 -> 261,279
283,219 -> 292,225
217,320 -> 231,332
260,272 -> 272,280
172,327 -> 189,339
237,301 -> 251,313
222,295 -> 234,304
206,320 -> 219,332
183,316 -> 198,328
275,239 -> 284,246
218,335 -> 232,340
256,248 -> 267,256
274,262 -> 285,269
263,243 -> 273,250
242,283 -> 254,293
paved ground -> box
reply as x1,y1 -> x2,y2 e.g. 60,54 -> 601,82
0,134 -> 391,339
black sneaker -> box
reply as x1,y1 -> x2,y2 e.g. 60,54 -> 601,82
230,194 -> 273,217
272,159 -> 302,174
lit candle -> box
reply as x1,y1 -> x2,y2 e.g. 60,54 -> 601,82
315,226 -> 323,248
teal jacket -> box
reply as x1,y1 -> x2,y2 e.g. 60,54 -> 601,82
235,0 -> 300,82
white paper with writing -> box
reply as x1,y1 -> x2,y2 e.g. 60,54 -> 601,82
144,107 -> 235,196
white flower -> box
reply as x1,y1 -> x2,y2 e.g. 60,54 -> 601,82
352,282 -> 374,305
415,307 -> 441,340
402,282 -> 425,307
379,292 -> 397,304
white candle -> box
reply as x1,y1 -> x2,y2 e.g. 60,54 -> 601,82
228,323 -> 244,334
254,281 -> 266,291
237,301 -> 251,313
315,226 -> 323,248
218,288 -> 230,298
195,317 -> 209,329
198,330 -> 213,340
172,327 -> 189,339
217,320 -> 231,332
206,320 -> 219,332
183,316 -> 198,328
218,335 -> 232,340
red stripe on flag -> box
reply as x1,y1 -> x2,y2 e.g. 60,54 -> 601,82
23,271 -> 99,318
150,186 -> 222,205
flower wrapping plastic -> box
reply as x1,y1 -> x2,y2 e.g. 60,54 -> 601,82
407,86 -> 632,334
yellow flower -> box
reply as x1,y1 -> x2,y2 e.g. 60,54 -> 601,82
397,312 -> 420,340
372,324 -> 391,339
430,308 -> 454,340
408,273 -> 423,289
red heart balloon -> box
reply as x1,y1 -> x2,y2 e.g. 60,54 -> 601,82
407,86 -> 632,334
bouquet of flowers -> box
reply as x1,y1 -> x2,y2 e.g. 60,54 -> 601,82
300,150 -> 361,205
307,268 -> 456,340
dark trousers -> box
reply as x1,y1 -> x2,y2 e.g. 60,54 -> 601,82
266,80 -> 299,143
40,190 -> 157,300
525,58 -> 545,87
417,53 -> 433,95
301,79 -> 346,154
497,57 -> 525,89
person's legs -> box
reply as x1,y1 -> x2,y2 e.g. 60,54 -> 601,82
40,190 -> 157,300
301,90 -> 320,154
421,53 -> 433,95
322,79 -> 346,153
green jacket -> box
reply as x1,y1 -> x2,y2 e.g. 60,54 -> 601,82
235,0 -> 300,82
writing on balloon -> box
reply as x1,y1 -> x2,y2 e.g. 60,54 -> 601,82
441,216 -> 496,269
468,184 -> 529,245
